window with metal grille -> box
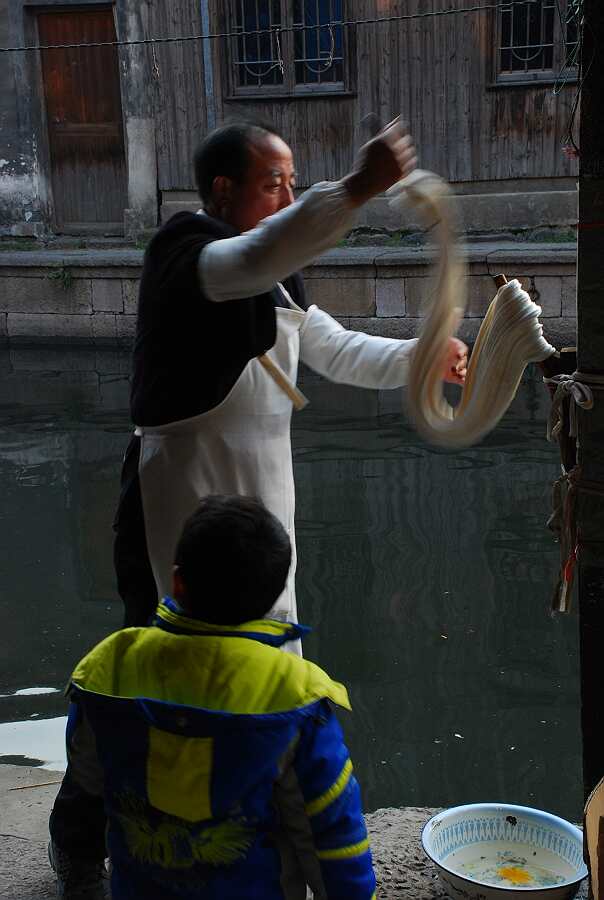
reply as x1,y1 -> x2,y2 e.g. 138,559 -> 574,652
232,0 -> 284,90
230,0 -> 347,96
496,0 -> 580,83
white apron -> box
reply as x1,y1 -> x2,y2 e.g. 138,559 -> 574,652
137,301 -> 305,653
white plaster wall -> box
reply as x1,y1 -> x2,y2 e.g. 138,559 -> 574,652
0,167 -> 47,236
125,116 -> 157,227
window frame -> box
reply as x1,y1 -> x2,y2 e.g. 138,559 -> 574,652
226,0 -> 354,100
493,0 -> 579,86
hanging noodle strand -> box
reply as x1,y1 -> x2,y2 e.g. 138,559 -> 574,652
387,171 -> 556,449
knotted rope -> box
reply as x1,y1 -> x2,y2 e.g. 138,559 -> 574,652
543,371 -> 604,441
543,371 -> 604,612
387,170 -> 556,448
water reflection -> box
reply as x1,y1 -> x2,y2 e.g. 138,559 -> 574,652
0,349 -> 581,820
0,717 -> 67,771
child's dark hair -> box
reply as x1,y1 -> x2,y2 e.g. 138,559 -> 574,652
194,119 -> 285,205
174,495 -> 291,624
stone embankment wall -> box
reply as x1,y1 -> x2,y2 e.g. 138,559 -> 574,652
0,244 -> 577,346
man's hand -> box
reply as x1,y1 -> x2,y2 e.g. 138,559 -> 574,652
342,118 -> 417,207
443,337 -> 468,385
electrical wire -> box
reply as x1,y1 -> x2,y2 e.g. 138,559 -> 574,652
556,0 -> 590,156
0,1 -> 540,54
552,0 -> 581,94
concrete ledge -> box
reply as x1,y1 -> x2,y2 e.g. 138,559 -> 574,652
0,250 -> 144,269
0,243 -> 575,271
314,243 -> 577,266
355,190 -> 577,233
161,190 -> 578,235
347,315 -> 576,346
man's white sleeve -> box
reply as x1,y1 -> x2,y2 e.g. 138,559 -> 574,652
299,304 -> 418,389
199,182 -> 355,302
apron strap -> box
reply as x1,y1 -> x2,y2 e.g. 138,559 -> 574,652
277,282 -> 305,314
256,289 -> 308,410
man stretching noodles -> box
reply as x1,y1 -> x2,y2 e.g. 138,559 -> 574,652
114,118 -> 468,651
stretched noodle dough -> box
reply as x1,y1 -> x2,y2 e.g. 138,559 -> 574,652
387,171 -> 555,448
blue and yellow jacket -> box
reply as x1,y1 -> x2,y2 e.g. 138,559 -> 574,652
66,599 -> 377,899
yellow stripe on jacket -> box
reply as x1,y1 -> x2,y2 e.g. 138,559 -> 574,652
317,838 -> 371,861
305,758 -> 354,817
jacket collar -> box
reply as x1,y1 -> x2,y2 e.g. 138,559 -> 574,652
153,597 -> 310,648
196,209 -> 239,238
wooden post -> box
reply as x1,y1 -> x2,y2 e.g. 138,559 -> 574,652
576,0 -> 604,799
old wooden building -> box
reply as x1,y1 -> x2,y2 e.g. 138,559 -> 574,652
0,0 -> 580,237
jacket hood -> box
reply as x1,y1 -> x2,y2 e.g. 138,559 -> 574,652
71,599 -> 351,716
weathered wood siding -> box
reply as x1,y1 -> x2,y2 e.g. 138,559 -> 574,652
0,0 -> 580,225
115,0 -> 209,191
207,0 -> 579,188
148,1 -> 207,191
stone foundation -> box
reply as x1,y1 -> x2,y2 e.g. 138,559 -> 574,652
0,243 -> 577,346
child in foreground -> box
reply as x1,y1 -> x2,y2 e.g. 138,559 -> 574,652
49,494 -> 376,899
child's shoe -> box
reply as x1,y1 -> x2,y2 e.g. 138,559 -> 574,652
48,840 -> 108,899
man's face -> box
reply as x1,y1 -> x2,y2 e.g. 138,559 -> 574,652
222,134 -> 296,233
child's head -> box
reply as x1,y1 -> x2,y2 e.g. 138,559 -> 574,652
172,495 -> 292,625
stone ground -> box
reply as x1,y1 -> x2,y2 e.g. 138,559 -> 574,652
0,764 -> 589,900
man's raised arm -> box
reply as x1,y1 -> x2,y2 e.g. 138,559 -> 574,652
199,120 -> 416,303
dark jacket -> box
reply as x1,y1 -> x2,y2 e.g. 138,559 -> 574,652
65,599 -> 377,900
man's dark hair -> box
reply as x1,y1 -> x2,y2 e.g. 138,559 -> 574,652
174,494 -> 292,624
194,119 -> 285,205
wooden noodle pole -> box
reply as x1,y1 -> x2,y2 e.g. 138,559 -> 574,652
257,354 -> 308,411
581,0 -> 604,854
576,0 -> 604,801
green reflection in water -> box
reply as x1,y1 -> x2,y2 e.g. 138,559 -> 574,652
0,351 -> 581,818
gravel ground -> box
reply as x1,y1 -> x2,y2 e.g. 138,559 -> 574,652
366,806 -> 449,898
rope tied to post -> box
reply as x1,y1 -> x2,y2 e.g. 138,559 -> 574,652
542,372 -> 604,613
543,371 -> 604,441
547,464 -> 604,614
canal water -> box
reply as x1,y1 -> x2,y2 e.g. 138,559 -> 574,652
0,348 -> 581,820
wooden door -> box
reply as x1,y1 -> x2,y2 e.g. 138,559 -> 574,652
38,8 -> 127,234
